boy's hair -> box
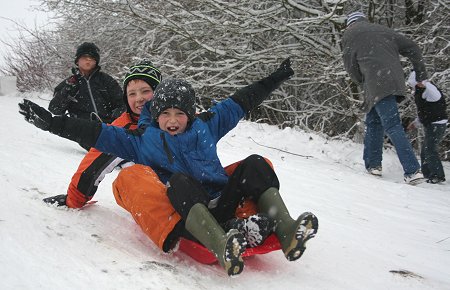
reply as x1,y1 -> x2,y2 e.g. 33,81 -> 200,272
150,78 -> 196,122
123,60 -> 162,114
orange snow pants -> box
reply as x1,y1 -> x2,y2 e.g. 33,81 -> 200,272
112,158 -> 273,251
112,164 -> 182,250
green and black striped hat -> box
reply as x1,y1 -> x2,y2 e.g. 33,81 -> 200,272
123,60 -> 162,114
123,60 -> 162,91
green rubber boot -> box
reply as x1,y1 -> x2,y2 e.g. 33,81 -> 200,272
185,203 -> 246,276
258,187 -> 318,261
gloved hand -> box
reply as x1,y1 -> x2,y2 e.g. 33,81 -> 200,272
20,99 -> 103,150
269,57 -> 294,84
230,57 -> 295,114
19,99 -> 53,131
43,194 -> 67,206
64,67 -> 82,98
71,66 -> 83,79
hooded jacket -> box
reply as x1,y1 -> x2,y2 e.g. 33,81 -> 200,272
342,18 -> 428,113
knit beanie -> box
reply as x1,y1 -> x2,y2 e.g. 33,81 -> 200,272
75,42 -> 100,64
122,60 -> 162,114
346,11 -> 366,27
150,79 -> 196,122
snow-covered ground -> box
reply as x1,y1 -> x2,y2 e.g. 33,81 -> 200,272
1,93 -> 449,290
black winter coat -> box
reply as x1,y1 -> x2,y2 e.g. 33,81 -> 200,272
49,66 -> 124,123
414,86 -> 448,125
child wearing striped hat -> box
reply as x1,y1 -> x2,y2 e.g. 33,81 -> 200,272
21,58 -> 319,276
42,60 -> 162,208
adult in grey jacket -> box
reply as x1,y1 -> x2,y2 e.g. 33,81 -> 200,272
342,12 -> 426,184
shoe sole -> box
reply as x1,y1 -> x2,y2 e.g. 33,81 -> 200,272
369,172 -> 382,177
222,231 -> 246,276
284,212 -> 319,261
406,177 -> 425,186
427,179 -> 446,184
367,167 -> 382,176
367,170 -> 382,176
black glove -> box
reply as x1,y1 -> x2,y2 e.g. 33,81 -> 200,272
64,67 -> 82,98
20,98 -> 103,148
19,99 -> 53,131
231,58 -> 294,114
43,194 -> 67,206
71,67 -> 83,79
270,57 -> 294,84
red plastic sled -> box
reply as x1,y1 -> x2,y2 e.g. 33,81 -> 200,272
178,233 -> 282,264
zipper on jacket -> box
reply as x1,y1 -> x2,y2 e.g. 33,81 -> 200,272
160,133 -> 174,164
84,68 -> 99,118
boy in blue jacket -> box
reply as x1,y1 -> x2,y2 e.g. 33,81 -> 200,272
19,59 -> 318,276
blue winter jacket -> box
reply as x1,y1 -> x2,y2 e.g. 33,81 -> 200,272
94,98 -> 245,199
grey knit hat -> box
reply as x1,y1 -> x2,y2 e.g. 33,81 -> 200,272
150,79 -> 196,122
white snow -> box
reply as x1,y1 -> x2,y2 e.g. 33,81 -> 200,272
1,93 -> 449,290
0,76 -> 17,95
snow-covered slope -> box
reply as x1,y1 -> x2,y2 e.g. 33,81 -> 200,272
1,93 -> 449,290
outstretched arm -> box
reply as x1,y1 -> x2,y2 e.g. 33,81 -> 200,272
20,99 -> 103,149
20,99 -> 142,163
230,58 -> 294,115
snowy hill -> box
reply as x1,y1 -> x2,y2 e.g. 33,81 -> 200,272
1,93 -> 449,290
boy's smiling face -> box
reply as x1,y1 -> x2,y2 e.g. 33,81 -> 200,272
126,79 -> 154,115
157,107 -> 189,135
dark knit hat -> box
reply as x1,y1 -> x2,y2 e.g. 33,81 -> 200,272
150,79 -> 196,122
346,11 -> 366,27
75,42 -> 100,64
122,60 -> 162,114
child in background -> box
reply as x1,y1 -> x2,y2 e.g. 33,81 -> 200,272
407,71 -> 448,184
43,60 -> 163,208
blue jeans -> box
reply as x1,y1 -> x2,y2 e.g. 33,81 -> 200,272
421,123 -> 447,180
363,95 -> 420,176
